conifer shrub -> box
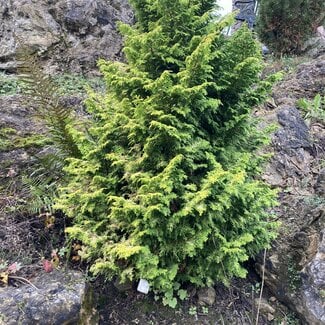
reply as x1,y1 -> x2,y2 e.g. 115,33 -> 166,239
256,0 -> 325,55
56,0 -> 280,306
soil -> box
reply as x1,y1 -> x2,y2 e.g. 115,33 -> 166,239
86,268 -> 296,325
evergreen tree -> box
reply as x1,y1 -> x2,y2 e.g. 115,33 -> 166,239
257,0 -> 325,55
56,0 -> 279,306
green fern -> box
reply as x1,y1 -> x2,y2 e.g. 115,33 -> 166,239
17,46 -> 81,159
20,175 -> 58,215
13,45 -> 82,215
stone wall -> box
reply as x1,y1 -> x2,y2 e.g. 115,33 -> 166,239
232,0 -> 257,31
0,0 -> 133,74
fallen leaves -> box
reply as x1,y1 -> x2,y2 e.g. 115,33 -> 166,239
42,259 -> 54,273
0,262 -> 23,286
38,212 -> 56,229
51,250 -> 60,268
71,243 -> 82,263
0,272 -> 8,286
42,250 -> 60,273
0,244 -> 79,287
7,262 -> 22,274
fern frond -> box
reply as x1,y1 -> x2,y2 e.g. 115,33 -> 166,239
13,43 -> 83,215
16,44 -> 81,159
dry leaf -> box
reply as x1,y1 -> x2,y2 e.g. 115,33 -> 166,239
71,255 -> 81,262
51,251 -> 60,268
7,262 -> 22,274
0,272 -> 8,286
6,168 -> 17,177
45,215 -> 55,229
42,259 -> 53,273
72,243 -> 82,251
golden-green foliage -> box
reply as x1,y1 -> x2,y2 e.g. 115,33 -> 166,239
56,0 -> 280,306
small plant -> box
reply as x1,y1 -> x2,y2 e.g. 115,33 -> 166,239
320,289 -> 325,301
9,45 -> 83,216
297,93 -> 325,125
58,246 -> 69,258
0,260 -> 7,271
188,306 -> 197,316
303,194 -> 325,208
251,282 -> 261,294
0,127 -> 17,151
53,74 -> 105,95
287,258 -> 301,292
0,73 -> 22,95
283,311 -> 300,325
201,306 -> 209,314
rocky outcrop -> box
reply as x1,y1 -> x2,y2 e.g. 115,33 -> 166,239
302,26 -> 325,59
303,36 -> 325,59
232,0 -> 257,30
0,270 -> 86,325
256,54 -> 325,324
0,0 -> 133,74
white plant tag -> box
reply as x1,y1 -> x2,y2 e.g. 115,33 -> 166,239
137,279 -> 150,294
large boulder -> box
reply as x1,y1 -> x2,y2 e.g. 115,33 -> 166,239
0,0 -> 133,74
0,270 -> 86,325
256,54 -> 325,324
302,25 -> 325,58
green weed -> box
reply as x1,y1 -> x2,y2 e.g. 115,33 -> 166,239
297,93 -> 325,125
0,73 -> 22,95
287,258 -> 301,292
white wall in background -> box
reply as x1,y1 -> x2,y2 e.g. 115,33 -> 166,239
217,0 -> 233,17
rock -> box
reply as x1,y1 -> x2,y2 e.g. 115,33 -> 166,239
256,54 -> 325,325
262,106 -> 313,187
303,36 -> 325,58
300,229 -> 325,324
232,0 -> 256,31
113,277 -> 133,292
276,106 -> 311,154
262,44 -> 270,56
272,55 -> 325,103
267,313 -> 275,321
0,270 -> 86,325
317,26 -> 325,39
79,284 -> 100,325
197,287 -> 216,306
0,0 -> 133,74
315,168 -> 325,196
269,296 -> 277,302
254,298 -> 275,314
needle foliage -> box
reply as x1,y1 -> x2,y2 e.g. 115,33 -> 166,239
257,0 -> 325,55
56,0 -> 279,306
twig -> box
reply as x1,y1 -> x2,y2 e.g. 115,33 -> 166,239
219,314 -> 225,325
9,275 -> 39,290
244,310 -> 253,325
255,248 -> 267,325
